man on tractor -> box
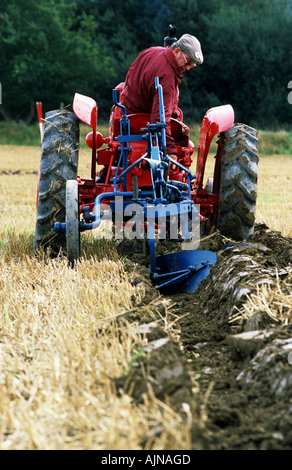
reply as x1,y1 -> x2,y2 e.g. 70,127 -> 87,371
121,34 -> 204,162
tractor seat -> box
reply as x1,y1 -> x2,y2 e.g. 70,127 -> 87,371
128,114 -> 151,135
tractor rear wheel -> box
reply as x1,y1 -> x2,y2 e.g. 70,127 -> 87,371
34,109 -> 79,255
218,123 -> 258,241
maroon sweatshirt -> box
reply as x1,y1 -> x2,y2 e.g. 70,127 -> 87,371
121,46 -> 183,155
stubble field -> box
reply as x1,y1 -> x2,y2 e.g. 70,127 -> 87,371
0,141 -> 291,450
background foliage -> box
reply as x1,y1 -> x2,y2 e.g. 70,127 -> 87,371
1,0 -> 292,128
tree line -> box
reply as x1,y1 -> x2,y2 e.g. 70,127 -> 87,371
1,0 -> 292,129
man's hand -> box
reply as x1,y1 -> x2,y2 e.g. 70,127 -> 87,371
168,154 -> 178,170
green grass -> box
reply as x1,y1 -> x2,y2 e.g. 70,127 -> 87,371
257,129 -> 292,155
1,121 -> 292,155
0,121 -> 109,148
258,194 -> 282,201
0,121 -> 41,146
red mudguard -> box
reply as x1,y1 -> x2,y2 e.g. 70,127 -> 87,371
73,93 -> 98,129
73,93 -> 98,180
196,104 -> 234,190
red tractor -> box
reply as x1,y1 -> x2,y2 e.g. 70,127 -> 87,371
34,73 -> 258,293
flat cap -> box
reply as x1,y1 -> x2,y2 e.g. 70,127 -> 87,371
175,34 -> 203,65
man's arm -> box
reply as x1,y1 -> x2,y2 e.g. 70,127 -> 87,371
151,82 -> 178,156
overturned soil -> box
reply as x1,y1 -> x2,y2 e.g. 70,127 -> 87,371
116,222 -> 292,450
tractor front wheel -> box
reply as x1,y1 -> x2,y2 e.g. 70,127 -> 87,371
218,123 -> 258,241
66,179 -> 81,264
